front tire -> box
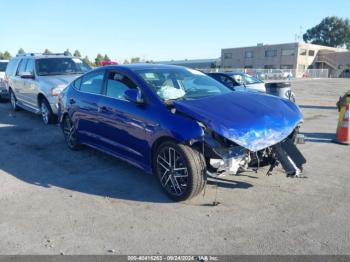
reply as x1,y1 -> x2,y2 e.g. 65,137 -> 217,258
40,98 -> 56,125
154,141 -> 206,201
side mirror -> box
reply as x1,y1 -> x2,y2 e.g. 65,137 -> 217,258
20,72 -> 34,79
124,89 -> 144,104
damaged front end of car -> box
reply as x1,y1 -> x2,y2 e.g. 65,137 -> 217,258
173,91 -> 307,178
197,125 -> 306,178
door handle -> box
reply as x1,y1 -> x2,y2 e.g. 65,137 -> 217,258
69,98 -> 76,104
98,106 -> 107,113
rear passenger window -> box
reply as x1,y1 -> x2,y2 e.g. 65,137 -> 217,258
74,78 -> 82,90
80,71 -> 104,94
16,59 -> 27,76
105,72 -> 138,101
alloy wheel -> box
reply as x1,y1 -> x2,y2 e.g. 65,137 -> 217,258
41,102 -> 49,125
156,146 -> 189,197
63,116 -> 77,148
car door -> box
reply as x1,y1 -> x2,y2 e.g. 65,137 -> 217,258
72,69 -> 105,146
22,59 -> 39,107
96,70 -> 150,166
13,59 -> 27,101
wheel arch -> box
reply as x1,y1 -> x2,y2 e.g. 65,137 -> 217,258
150,134 -> 204,172
150,136 -> 179,172
37,93 -> 47,107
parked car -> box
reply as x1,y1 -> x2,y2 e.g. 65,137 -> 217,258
100,60 -> 118,66
254,71 -> 266,81
207,72 -> 266,93
58,64 -> 305,201
265,82 -> 296,103
265,69 -> 293,80
6,53 -> 91,124
0,59 -> 9,100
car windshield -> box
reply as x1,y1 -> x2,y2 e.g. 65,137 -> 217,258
243,74 -> 263,84
0,62 -> 8,72
230,73 -> 263,85
35,58 -> 91,76
135,68 -> 231,101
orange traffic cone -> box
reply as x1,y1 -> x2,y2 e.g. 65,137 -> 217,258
336,104 -> 350,145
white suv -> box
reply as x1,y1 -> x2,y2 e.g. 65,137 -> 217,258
0,59 -> 9,100
6,53 -> 91,124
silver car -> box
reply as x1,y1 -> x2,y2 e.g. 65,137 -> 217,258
230,72 -> 266,93
0,59 -> 9,100
6,54 -> 91,124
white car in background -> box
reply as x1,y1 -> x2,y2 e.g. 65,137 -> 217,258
0,60 -> 9,100
230,72 -> 266,93
207,72 -> 266,93
265,69 -> 293,80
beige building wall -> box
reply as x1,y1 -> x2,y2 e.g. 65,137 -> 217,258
221,42 -> 347,70
322,51 -> 350,68
296,43 -> 345,70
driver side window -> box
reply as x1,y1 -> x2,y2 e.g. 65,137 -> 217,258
105,71 -> 138,101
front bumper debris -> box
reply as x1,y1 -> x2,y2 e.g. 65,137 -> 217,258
204,137 -> 306,178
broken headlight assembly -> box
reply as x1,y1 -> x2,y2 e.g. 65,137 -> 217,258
197,123 -> 251,175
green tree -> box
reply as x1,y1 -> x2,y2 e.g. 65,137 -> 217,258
103,54 -> 111,61
123,59 -> 130,64
43,49 -> 52,55
95,53 -> 104,66
83,56 -> 93,66
18,48 -> 25,55
1,51 -> 11,60
73,50 -> 81,58
130,57 -> 141,63
303,16 -> 350,49
64,49 -> 72,56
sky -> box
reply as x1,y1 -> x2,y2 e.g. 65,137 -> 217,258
0,0 -> 349,62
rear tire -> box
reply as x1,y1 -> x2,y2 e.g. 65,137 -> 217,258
9,89 -> 19,111
39,98 -> 56,125
154,141 -> 206,201
62,115 -> 81,151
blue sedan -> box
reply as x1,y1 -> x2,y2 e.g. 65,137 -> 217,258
58,64 -> 305,201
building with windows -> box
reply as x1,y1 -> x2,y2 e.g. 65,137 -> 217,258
313,50 -> 350,77
221,42 -> 347,71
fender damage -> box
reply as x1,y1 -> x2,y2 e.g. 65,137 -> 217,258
173,91 -> 306,176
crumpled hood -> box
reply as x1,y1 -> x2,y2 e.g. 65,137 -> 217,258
173,92 -> 303,152
38,74 -> 81,88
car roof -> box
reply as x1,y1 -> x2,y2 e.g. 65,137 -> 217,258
100,63 -> 190,71
32,55 -> 77,59
14,54 -> 78,60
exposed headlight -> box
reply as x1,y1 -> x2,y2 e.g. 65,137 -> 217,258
51,85 -> 66,96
